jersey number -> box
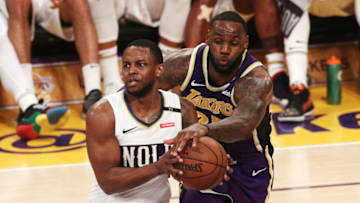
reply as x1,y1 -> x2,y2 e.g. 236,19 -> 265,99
197,111 -> 221,124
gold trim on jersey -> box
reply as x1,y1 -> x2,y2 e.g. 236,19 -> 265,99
122,91 -> 165,129
240,61 -> 263,78
230,88 -> 236,107
198,189 -> 233,201
180,43 -> 204,91
264,145 -> 274,203
252,130 -> 263,153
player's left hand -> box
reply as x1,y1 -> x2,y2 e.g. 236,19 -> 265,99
154,149 -> 184,179
219,154 -> 234,186
164,123 -> 208,155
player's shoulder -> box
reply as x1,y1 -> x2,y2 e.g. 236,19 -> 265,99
160,89 -> 181,107
86,98 -> 114,124
159,89 -> 179,99
88,90 -> 125,116
234,65 -> 272,95
164,48 -> 193,66
179,97 -> 195,111
102,89 -> 125,105
246,65 -> 271,80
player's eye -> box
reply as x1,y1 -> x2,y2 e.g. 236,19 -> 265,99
231,41 -> 239,46
214,39 -> 222,44
137,62 -> 146,67
123,63 -> 130,69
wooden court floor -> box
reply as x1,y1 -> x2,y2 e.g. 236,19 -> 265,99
0,84 -> 360,203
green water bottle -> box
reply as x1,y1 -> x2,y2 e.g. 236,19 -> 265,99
326,56 -> 342,105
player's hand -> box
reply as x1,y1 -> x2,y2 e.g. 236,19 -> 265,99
219,154 -> 234,186
153,150 -> 183,178
164,123 -> 208,155
51,0 -> 64,9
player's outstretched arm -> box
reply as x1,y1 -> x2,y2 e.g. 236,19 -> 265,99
86,100 -> 182,195
208,66 -> 273,143
164,98 -> 199,151
180,98 -> 198,128
159,48 -> 193,90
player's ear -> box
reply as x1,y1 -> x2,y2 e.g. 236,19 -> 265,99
244,34 -> 249,49
156,63 -> 164,77
206,28 -> 211,44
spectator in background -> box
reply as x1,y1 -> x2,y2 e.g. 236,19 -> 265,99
114,0 -> 191,57
4,0 -> 124,117
184,0 -> 292,108
0,0 -> 70,139
276,0 -> 360,122
276,0 -> 314,122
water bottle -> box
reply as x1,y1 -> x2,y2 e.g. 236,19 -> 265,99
326,56 -> 342,105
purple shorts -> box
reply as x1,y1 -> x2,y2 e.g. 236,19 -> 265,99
180,140 -> 274,203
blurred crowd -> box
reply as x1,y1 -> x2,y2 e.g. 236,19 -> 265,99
0,0 -> 359,139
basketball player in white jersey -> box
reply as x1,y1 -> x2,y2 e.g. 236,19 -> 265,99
86,39 -> 199,203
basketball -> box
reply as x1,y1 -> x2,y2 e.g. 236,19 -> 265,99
174,136 -> 228,190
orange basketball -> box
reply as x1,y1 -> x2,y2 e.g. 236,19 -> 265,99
174,136 -> 228,190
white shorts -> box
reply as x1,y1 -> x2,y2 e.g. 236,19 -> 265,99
35,0 -> 120,43
116,0 -> 165,27
214,0 -> 236,16
0,1 -> 8,38
33,0 -> 75,41
214,0 -> 254,22
0,0 -> 8,19
116,0 -> 190,43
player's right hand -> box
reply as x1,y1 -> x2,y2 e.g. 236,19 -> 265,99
164,123 -> 208,155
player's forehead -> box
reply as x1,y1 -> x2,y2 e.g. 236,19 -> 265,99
123,46 -> 153,62
211,20 -> 245,37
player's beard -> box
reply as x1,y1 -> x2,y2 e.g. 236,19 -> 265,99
127,79 -> 155,98
209,52 -> 243,75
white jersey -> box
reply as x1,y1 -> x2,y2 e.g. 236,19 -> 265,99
89,89 -> 183,203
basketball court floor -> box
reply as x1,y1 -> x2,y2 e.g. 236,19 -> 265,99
1,83 -> 360,202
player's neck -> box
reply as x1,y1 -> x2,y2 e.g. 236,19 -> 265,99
127,90 -> 162,120
208,63 -> 237,86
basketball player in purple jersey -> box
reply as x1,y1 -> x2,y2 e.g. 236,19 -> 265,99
161,11 -> 274,203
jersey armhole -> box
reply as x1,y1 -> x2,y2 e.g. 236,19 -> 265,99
180,43 -> 205,91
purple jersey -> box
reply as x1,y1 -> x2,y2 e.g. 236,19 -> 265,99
180,43 -> 274,203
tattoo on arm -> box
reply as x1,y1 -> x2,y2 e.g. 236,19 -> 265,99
159,49 -> 193,90
180,98 -> 198,128
208,67 -> 273,143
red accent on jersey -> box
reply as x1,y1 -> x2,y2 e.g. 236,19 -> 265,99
160,122 -> 175,128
